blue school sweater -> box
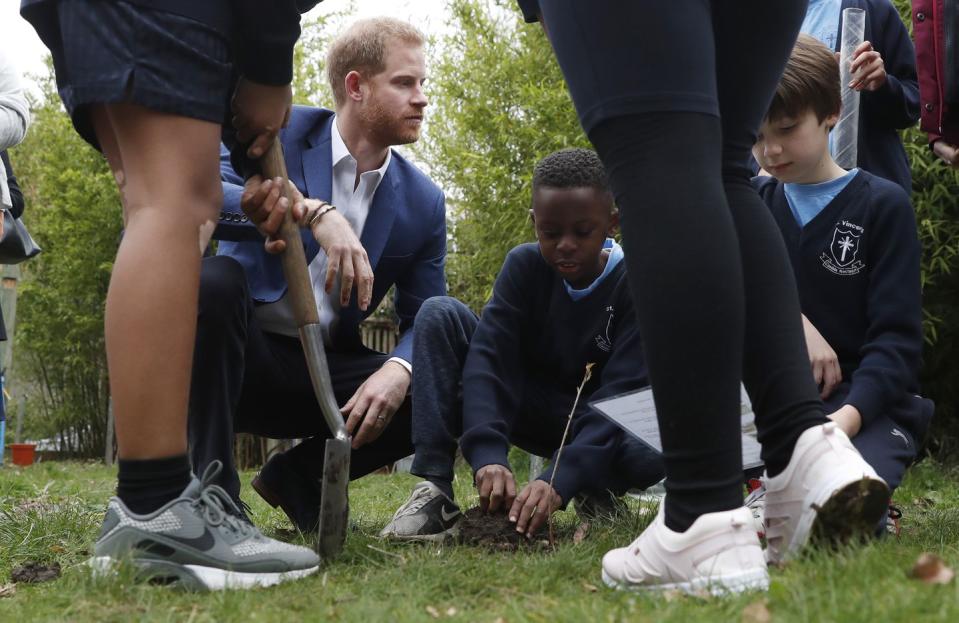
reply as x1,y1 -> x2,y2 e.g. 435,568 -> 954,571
20,0 -> 321,86
459,243 -> 647,504
831,0 -> 921,192
755,171 -> 922,427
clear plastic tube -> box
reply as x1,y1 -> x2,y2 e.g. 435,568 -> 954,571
833,7 -> 866,169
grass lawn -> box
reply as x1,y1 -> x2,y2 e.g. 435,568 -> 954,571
2,455 -> 959,622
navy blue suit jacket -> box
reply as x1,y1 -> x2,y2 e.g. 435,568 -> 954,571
214,106 -> 447,362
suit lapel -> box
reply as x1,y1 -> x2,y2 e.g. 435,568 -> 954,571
301,116 -> 335,203
337,159 -> 399,338
361,164 -> 399,271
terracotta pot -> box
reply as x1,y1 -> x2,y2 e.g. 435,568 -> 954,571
10,443 -> 36,466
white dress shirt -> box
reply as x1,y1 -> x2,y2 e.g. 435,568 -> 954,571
255,117 -> 410,371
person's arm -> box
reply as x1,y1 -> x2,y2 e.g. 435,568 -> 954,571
340,191 -> 447,450
931,139 -> 959,167
843,186 -> 923,428
215,142 -> 267,242
858,4 -> 920,130
231,1 -> 320,86
0,50 -> 29,151
802,314 -> 843,399
1,151 -> 24,219
389,191 -> 448,364
460,248 -> 537,477
230,2 -> 321,158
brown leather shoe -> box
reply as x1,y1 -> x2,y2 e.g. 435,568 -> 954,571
251,452 -> 321,533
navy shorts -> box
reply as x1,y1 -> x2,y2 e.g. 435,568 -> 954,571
25,0 -> 233,150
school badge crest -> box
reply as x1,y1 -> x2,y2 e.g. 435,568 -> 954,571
594,306 -> 614,352
821,221 -> 865,276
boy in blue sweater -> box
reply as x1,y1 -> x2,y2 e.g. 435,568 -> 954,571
753,35 -> 934,500
380,148 -> 664,541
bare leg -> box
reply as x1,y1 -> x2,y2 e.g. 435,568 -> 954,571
90,103 -> 222,460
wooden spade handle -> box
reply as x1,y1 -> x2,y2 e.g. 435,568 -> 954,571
258,138 -> 320,326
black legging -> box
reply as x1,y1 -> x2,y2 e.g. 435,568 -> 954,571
536,0 -> 827,531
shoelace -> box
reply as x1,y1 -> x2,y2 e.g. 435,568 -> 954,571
744,481 -> 766,508
392,486 -> 435,520
192,461 -> 255,539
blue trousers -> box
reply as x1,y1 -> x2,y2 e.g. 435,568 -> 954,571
824,383 -> 934,493
409,296 -> 664,501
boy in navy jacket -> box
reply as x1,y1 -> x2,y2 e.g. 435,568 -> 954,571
379,149 -> 664,541
753,35 -> 933,497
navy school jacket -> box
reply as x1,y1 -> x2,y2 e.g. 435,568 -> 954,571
459,244 -> 649,503
754,171 -> 923,428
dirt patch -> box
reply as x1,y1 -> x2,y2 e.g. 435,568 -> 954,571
456,507 -> 549,552
10,562 -> 61,584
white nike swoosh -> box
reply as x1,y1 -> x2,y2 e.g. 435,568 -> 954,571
440,506 -> 460,522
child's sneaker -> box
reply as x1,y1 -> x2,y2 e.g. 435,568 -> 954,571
601,504 -> 769,595
744,479 -> 766,539
886,504 -> 902,537
379,481 -> 461,542
763,422 -> 889,564
89,461 -> 320,591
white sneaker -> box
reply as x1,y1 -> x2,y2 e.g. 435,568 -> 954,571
601,504 -> 768,595
764,422 -> 888,564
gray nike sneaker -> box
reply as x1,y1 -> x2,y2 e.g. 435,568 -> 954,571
89,461 -> 320,591
379,481 -> 461,542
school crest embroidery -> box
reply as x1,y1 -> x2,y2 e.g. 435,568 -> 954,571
821,221 -> 865,276
595,306 -> 614,352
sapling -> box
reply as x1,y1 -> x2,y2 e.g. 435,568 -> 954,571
547,362 -> 594,547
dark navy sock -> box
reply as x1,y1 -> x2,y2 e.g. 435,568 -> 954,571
117,453 -> 193,515
429,478 -> 455,502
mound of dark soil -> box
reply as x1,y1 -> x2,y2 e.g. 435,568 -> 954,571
10,562 -> 61,584
456,507 -> 549,552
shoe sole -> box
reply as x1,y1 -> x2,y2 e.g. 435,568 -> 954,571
601,567 -> 769,596
777,475 -> 888,562
90,556 -> 319,592
251,475 -> 318,534
809,477 -> 889,547
380,522 -> 461,543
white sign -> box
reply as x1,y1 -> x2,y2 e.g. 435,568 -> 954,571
591,384 -> 764,470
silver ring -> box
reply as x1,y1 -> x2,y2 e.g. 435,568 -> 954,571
375,415 -> 386,422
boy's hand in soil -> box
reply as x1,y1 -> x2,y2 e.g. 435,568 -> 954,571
475,465 -> 517,514
510,480 -> 562,538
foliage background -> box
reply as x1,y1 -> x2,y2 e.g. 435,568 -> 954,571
4,0 -> 958,457
8,62 -> 118,455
